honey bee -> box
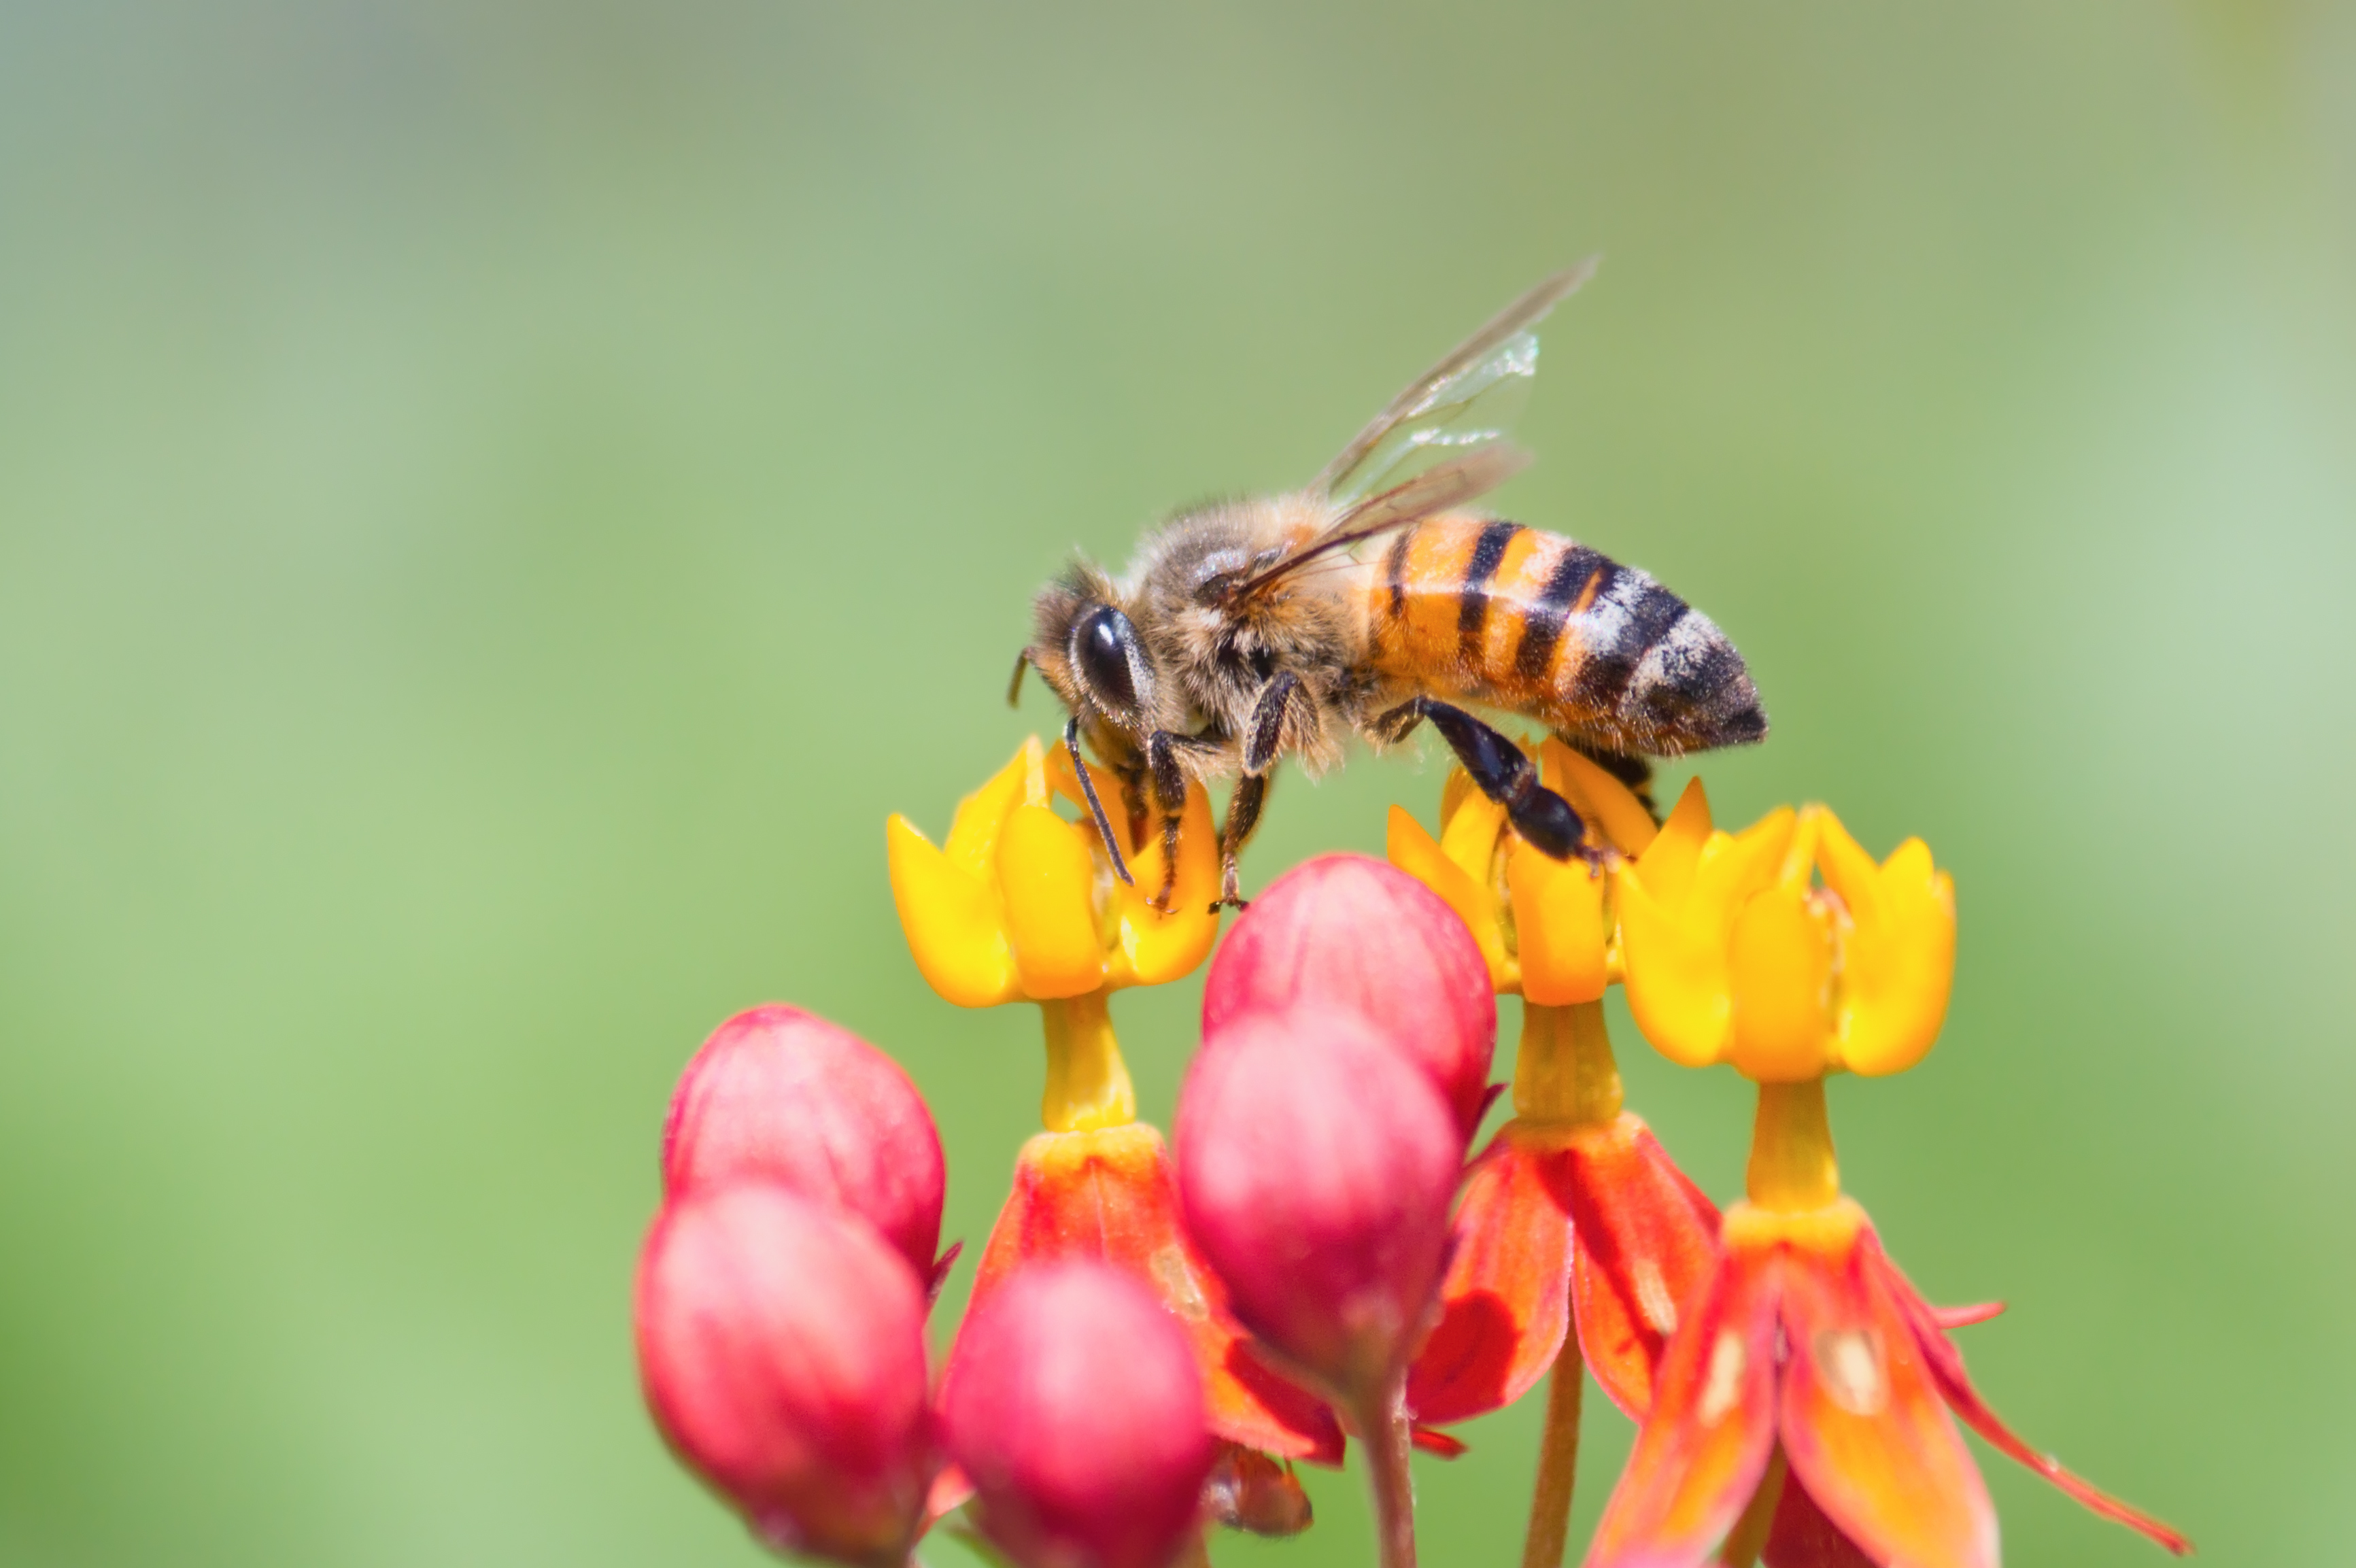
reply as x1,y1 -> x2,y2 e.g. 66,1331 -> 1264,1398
1015,261 -> 1766,909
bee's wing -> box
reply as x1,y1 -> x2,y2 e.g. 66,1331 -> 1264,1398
1224,445 -> 1532,602
1312,258 -> 1598,508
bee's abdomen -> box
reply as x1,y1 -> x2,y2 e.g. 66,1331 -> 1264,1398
1364,515 -> 1766,755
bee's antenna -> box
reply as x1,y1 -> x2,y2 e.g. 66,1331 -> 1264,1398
1064,717 -> 1136,887
1006,649 -> 1032,709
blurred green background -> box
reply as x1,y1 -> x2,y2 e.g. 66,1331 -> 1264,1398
1,2 -> 2349,1564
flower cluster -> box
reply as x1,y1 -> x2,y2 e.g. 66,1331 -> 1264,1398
633,731 -> 2191,1568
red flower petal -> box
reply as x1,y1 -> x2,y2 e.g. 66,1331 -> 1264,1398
1406,1123 -> 1572,1427
1762,1476 -> 1876,1568
956,1123 -> 1344,1465
1876,1238 -> 2193,1556
1775,1216 -> 1996,1568
1928,1300 -> 2004,1330
1584,1238 -> 1781,1568
1564,1114 -> 1723,1420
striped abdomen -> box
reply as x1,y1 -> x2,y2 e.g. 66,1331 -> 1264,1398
1361,515 -> 1766,755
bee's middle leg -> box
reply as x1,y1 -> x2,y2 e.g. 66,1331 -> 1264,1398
1214,673 -> 1306,910
1142,730 -> 1193,912
1378,697 -> 1596,864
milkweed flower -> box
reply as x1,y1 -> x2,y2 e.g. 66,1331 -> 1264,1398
661,1004 -> 949,1288
1389,740 -> 1723,1567
636,1184 -> 936,1567
889,742 -> 1341,1493
1586,783 -> 2189,1568
942,1261 -> 1218,1568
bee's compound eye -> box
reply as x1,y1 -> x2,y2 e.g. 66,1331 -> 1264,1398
1074,605 -> 1142,717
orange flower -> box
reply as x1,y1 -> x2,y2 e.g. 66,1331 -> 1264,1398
1387,744 -> 1720,1437
1584,1083 -> 2189,1568
954,1122 -> 1342,1467
1593,799 -> 2187,1568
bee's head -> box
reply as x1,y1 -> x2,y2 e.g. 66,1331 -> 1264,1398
1027,564 -> 1158,740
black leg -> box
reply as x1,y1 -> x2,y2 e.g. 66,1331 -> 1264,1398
1065,719 -> 1136,886
1143,730 -> 1193,910
1380,698 -> 1596,863
1216,674 -> 1308,909
1220,774 -> 1269,909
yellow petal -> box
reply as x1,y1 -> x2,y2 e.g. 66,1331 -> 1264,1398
1439,782 -> 1510,885
1107,780 -> 1223,989
1821,820 -> 1957,1076
1508,840 -> 1609,1005
1628,776 -> 1713,909
1539,738 -> 1659,857
1388,804 -> 1516,992
997,804 -> 1108,999
1439,764 -> 1478,830
942,738 -> 1040,876
1616,799 -> 1792,1070
1726,881 -> 1837,1080
1615,865 -> 1730,1066
885,813 -> 1023,1007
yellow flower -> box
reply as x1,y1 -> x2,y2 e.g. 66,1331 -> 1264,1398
885,737 -> 1220,1008
1616,780 -> 1956,1080
1385,737 -> 1656,1005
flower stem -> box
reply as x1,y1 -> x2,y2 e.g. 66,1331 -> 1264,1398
1716,1445 -> 1787,1567
1036,989 -> 1136,1131
1514,1000 -> 1624,1127
1518,1327 -> 1586,1568
1354,1382 -> 1419,1568
1745,1076 -> 1838,1211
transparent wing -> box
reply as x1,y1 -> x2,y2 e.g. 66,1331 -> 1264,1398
1224,446 -> 1532,602
1313,258 -> 1599,509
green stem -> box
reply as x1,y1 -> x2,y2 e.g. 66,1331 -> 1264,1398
1036,989 -> 1135,1131
1519,1327 -> 1586,1568
1514,1000 -> 1623,1126
1745,1077 -> 1838,1210
1717,1446 -> 1787,1567
1356,1382 -> 1418,1568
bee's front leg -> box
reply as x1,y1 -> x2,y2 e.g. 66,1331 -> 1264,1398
1215,673 -> 1308,911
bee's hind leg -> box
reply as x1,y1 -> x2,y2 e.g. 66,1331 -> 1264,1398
1381,698 -> 1598,865
1212,672 -> 1306,912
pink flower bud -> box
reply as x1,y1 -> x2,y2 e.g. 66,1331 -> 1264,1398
1175,1008 -> 1461,1410
1202,853 -> 1495,1139
940,1261 -> 1217,1568
662,1004 -> 945,1282
636,1184 -> 934,1566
